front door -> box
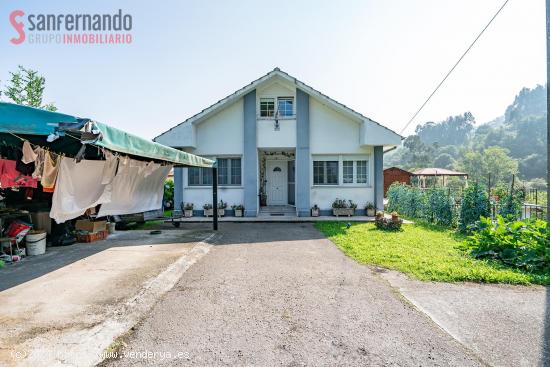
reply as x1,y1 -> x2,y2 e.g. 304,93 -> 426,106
266,160 -> 288,205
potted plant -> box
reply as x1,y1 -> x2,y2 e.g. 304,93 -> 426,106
376,210 -> 384,220
365,202 -> 376,217
232,204 -> 244,217
332,199 -> 356,217
218,200 -> 227,217
203,203 -> 213,217
311,204 -> 320,217
391,211 -> 400,222
183,203 -> 194,217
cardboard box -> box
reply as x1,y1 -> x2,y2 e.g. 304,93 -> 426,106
75,220 -> 107,233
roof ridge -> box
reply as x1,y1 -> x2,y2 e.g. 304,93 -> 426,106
154,68 -> 402,141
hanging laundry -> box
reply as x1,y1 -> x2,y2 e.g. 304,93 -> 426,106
21,141 -> 37,164
15,148 -> 34,176
41,151 -> 59,192
0,159 -> 38,188
97,158 -> 172,217
101,150 -> 119,185
32,147 -> 45,180
50,157 -> 112,223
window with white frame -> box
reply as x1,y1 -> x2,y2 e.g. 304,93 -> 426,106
342,159 -> 369,185
343,161 -> 354,183
189,158 -> 241,186
260,98 -> 275,117
277,97 -> 294,117
313,160 -> 339,185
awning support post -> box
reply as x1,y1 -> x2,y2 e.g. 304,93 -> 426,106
212,166 -> 218,231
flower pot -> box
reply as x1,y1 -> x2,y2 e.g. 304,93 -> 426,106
218,209 -> 225,217
235,209 -> 243,217
333,208 -> 354,217
366,208 -> 376,217
184,209 -> 193,218
203,208 -> 213,217
311,208 -> 320,217
391,214 -> 399,222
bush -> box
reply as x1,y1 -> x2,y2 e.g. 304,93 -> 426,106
426,188 -> 455,227
464,216 -> 548,273
0,260 -> 3,269
498,187 -> 525,219
375,217 -> 403,231
386,184 -> 456,227
459,182 -> 489,232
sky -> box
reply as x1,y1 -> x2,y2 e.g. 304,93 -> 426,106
0,0 -> 546,139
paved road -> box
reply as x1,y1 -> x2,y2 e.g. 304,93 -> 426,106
106,223 -> 482,366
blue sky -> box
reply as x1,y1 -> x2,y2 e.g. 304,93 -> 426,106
0,0 -> 545,138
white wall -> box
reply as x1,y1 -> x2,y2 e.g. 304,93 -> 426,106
311,187 -> 374,211
192,99 -> 244,156
257,119 -> 296,148
310,99 -> 370,154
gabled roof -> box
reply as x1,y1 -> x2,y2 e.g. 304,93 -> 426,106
384,167 -> 413,175
413,168 -> 468,177
154,67 -> 402,141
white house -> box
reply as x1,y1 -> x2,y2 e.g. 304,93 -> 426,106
155,68 -> 402,217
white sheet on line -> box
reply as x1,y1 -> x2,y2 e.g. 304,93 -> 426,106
97,158 -> 172,217
50,158 -> 112,223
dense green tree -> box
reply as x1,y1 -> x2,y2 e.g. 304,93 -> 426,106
3,65 -> 57,111
454,147 -> 518,186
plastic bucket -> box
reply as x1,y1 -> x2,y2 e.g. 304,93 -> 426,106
26,231 -> 47,256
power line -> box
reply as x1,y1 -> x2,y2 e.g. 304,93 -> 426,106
400,0 -> 511,135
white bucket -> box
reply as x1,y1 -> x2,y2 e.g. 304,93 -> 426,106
26,231 -> 47,256
107,222 -> 116,234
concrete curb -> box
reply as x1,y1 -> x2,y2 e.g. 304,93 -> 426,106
17,235 -> 215,367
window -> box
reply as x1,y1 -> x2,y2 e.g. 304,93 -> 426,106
356,160 -> 368,184
313,161 -> 339,185
277,97 -> 294,117
260,98 -> 275,117
188,158 -> 241,186
343,161 -> 354,184
188,167 -> 212,185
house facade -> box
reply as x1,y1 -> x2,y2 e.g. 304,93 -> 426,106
155,68 -> 402,217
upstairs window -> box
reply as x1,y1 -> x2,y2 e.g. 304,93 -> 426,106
277,97 -> 294,117
260,98 -> 275,117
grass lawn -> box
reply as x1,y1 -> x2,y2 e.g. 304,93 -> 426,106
315,222 -> 550,285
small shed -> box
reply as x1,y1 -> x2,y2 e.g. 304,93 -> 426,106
384,167 -> 413,196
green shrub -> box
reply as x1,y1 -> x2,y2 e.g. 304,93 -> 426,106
498,187 -> 525,219
387,184 -> 456,227
426,188 -> 456,227
0,260 -> 3,269
464,216 -> 549,273
459,182 -> 490,232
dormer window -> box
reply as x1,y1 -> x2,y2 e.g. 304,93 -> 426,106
260,98 -> 275,117
277,97 -> 294,117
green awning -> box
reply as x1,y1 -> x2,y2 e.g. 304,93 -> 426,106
0,102 -> 79,135
90,121 -> 214,168
0,102 -> 214,168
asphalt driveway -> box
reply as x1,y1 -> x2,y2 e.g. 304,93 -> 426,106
105,223 -> 481,366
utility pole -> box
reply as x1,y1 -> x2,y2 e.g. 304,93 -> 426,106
547,0 -> 550,224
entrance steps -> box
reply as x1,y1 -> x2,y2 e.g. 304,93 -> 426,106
258,205 -> 296,217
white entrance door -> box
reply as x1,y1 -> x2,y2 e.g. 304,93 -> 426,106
266,160 -> 288,205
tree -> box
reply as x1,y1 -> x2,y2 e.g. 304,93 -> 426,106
3,65 -> 57,111
455,146 -> 518,186
433,153 -> 454,169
